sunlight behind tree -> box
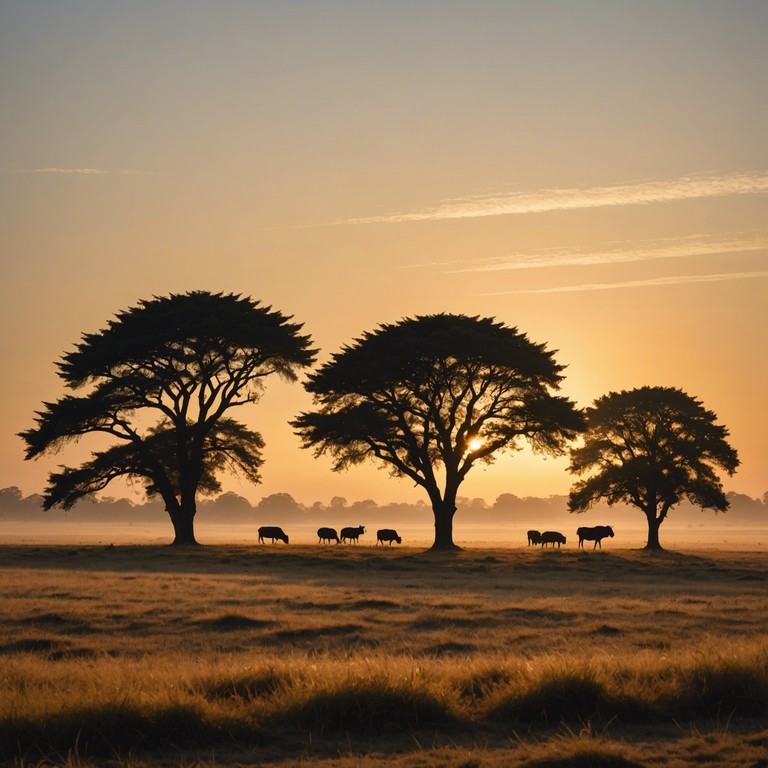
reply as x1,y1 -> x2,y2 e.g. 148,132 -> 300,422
293,313 -> 584,549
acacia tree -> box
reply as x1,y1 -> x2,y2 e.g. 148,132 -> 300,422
20,291 -> 315,545
292,314 -> 584,550
568,386 -> 740,550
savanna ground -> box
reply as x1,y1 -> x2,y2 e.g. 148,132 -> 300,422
1,536 -> 767,768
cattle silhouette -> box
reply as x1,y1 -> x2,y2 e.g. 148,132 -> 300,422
258,526 -> 289,544
377,528 -> 402,545
317,527 -> 339,544
577,525 -> 614,549
340,525 -> 366,543
541,531 -> 566,548
527,529 -> 542,546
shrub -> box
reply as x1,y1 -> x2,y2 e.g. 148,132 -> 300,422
269,677 -> 459,735
672,648 -> 768,719
487,669 -> 616,725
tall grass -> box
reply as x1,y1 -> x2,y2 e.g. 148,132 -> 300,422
669,646 -> 768,718
3,642 -> 766,761
3,545 -> 766,765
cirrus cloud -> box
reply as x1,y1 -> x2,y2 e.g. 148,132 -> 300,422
449,232 -> 768,273
344,171 -> 768,224
483,271 -> 768,295
26,167 -> 109,175
13,167 -> 155,176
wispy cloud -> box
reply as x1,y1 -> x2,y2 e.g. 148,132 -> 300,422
484,271 -> 768,295
14,167 -> 155,176
26,167 -> 110,175
446,232 -> 768,273
344,171 -> 768,224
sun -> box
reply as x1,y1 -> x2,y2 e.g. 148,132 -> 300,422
468,437 -> 483,452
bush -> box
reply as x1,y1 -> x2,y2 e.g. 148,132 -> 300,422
673,649 -> 768,718
487,669 -> 618,725
270,677 -> 459,735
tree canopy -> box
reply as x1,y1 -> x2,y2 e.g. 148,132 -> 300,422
20,291 -> 316,544
568,385 -> 740,550
292,313 -> 584,549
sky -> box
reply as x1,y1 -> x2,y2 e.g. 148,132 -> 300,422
1,1 -> 766,508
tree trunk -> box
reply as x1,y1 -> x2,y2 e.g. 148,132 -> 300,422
644,513 -> 663,551
168,503 -> 198,546
431,502 -> 460,550
168,473 -> 200,546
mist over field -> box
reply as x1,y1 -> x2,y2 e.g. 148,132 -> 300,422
2,485 -> 766,549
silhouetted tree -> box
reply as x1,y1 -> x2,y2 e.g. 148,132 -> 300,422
292,314 -> 584,549
568,386 -> 739,550
198,491 -> 255,524
20,291 -> 315,545
256,492 -> 307,523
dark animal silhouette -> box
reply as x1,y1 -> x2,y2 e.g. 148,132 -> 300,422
527,529 -> 542,546
258,526 -> 289,544
317,526 -> 339,544
541,530 -> 566,548
340,525 -> 366,543
577,525 -> 614,549
377,528 -> 402,546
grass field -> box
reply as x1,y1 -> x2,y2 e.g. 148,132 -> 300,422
1,543 -> 766,767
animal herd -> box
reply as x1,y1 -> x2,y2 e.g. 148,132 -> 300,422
258,525 -> 403,546
257,523 -> 614,548
527,525 -> 615,549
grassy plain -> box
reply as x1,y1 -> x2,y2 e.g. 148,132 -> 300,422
1,543 -> 766,767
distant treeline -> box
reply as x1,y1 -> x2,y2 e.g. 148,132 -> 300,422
1,487 -> 767,527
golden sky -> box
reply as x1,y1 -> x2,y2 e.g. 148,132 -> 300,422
1,2 -> 766,506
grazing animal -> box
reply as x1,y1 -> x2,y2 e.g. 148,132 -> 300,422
258,526 -> 289,544
317,527 -> 339,544
577,525 -> 615,549
377,528 -> 402,546
541,530 -> 566,548
527,529 -> 542,546
340,525 -> 366,543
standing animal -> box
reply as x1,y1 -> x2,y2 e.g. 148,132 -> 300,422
258,526 -> 289,544
577,525 -> 614,549
317,527 -> 339,544
340,525 -> 366,543
377,529 -> 402,546
541,531 -> 566,548
527,530 -> 542,546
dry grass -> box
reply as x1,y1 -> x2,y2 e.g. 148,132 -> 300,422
1,544 -> 766,767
